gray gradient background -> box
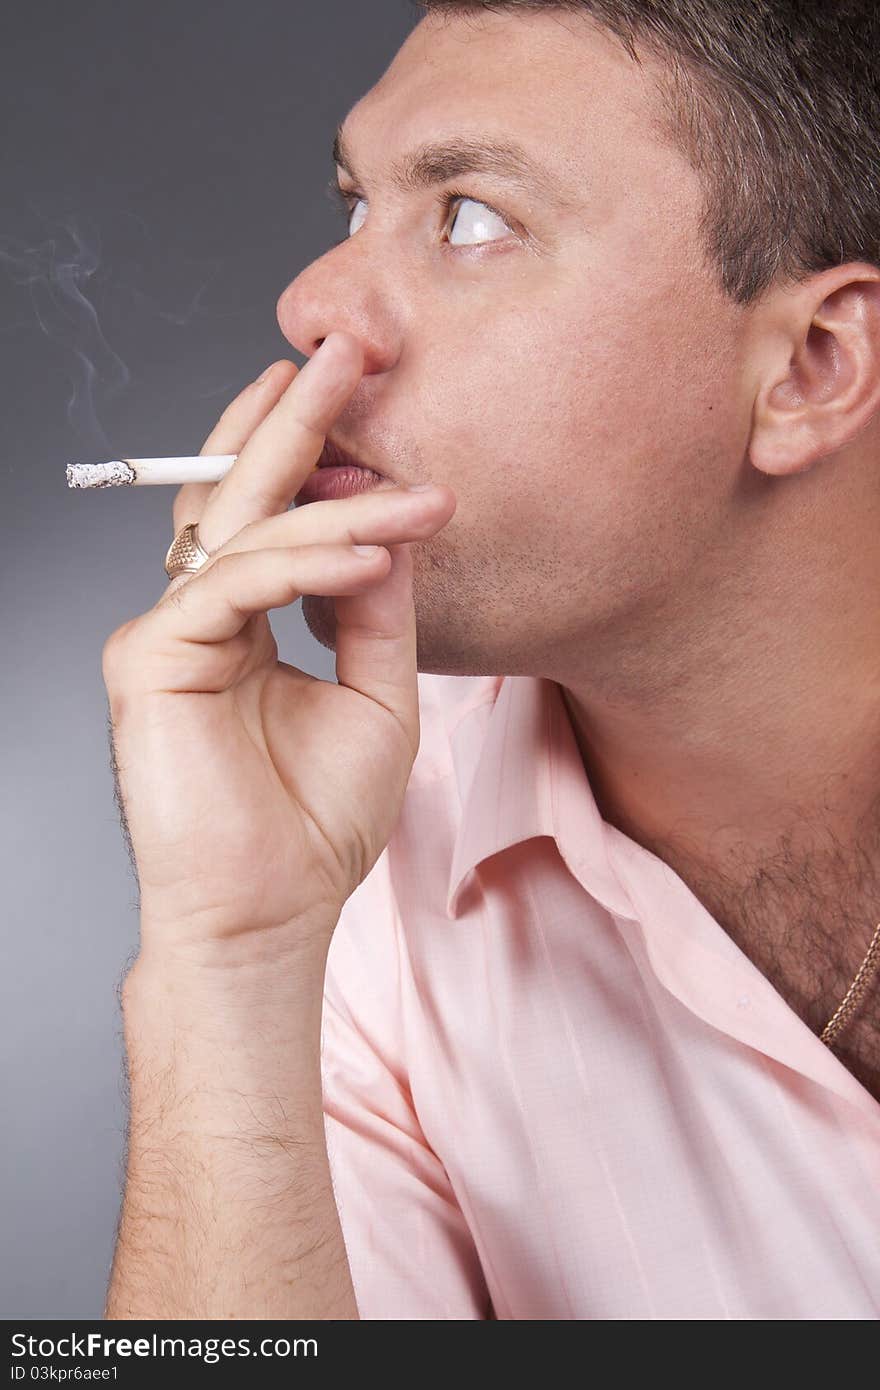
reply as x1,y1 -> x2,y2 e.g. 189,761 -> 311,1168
2,0 -> 421,1319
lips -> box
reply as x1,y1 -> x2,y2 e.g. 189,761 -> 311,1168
318,437 -> 386,477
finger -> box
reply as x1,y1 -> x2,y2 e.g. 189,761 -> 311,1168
172,360 -> 299,537
316,484 -> 457,755
212,482 -> 453,558
192,331 -> 364,552
160,481 -> 455,610
334,539 -> 422,754
128,543 -> 393,692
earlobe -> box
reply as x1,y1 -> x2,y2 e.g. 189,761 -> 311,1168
748,267 -> 880,479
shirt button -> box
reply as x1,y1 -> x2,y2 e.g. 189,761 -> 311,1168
737,993 -> 751,1008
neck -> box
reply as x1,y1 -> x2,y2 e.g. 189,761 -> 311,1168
555,455 -> 880,957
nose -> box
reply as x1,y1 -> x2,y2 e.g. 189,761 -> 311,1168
276,239 -> 399,375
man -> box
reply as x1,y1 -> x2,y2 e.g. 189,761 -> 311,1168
105,1 -> 880,1319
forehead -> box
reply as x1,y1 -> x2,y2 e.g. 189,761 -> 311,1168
338,10 -> 673,207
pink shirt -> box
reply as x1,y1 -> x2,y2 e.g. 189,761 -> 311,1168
320,672 -> 880,1319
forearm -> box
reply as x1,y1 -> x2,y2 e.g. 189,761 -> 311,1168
105,930 -> 358,1320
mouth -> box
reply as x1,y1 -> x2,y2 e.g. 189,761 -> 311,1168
318,437 -> 388,479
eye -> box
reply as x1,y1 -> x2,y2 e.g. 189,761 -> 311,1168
446,196 -> 511,247
329,182 -> 515,249
346,196 -> 368,237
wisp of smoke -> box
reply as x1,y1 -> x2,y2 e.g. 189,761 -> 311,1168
0,207 -> 243,458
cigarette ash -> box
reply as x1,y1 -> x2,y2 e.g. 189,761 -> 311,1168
67,460 -> 136,488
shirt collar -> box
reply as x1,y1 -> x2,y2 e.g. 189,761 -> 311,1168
445,674 -> 637,922
439,673 -> 880,1122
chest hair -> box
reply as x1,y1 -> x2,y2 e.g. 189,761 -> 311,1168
656,824 -> 880,1103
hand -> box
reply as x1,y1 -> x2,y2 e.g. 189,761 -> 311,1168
102,331 -> 456,961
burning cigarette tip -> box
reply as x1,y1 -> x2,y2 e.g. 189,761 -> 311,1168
67,461 -> 136,489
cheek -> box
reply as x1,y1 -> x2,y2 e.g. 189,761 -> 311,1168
411,270 -> 741,542
538,274 -> 744,501
416,292 -> 673,508
414,293 -> 588,464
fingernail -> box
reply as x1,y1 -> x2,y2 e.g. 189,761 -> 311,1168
406,481 -> 438,492
255,363 -> 275,385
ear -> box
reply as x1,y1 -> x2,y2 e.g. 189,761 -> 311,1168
748,263 -> 880,476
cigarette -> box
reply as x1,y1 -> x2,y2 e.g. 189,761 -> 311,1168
67,456 -> 320,488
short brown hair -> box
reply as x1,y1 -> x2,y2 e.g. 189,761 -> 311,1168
413,0 -> 880,305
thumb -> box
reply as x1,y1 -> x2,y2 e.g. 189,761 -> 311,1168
333,540 -> 421,750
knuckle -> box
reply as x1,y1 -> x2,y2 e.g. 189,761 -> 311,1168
102,620 -> 131,659
161,574 -> 190,604
210,550 -> 236,575
242,481 -> 286,516
164,584 -> 188,612
172,482 -> 212,533
101,623 -> 134,684
172,482 -> 192,513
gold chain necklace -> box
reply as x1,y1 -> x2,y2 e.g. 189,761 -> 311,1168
819,919 -> 880,1047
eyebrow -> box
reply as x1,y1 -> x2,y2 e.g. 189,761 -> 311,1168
332,122 -> 570,207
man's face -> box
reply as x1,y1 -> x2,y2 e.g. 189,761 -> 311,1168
277,9 -> 754,679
